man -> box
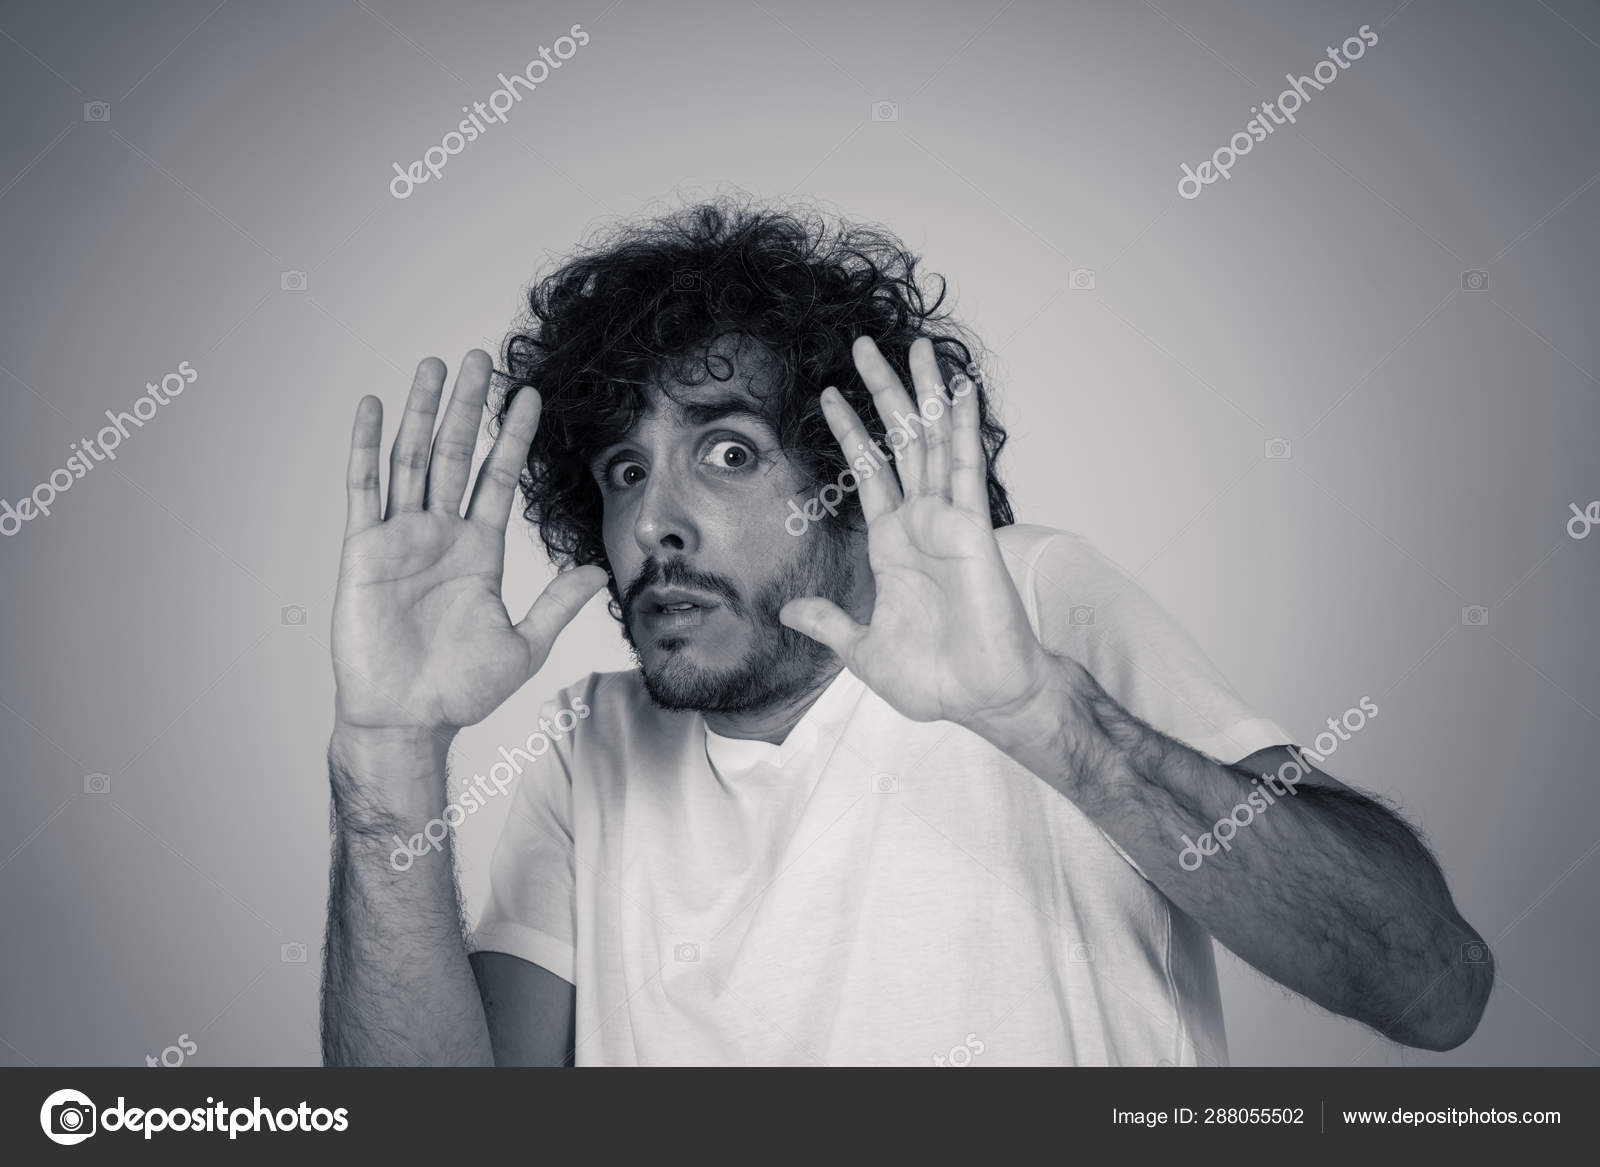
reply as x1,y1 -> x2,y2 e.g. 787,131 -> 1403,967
321,202 -> 1491,1066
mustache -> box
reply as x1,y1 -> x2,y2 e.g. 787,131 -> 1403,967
621,557 -> 747,621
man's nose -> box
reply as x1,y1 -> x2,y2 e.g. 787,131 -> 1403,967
631,468 -> 699,556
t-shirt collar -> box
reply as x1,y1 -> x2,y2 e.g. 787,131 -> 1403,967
703,666 -> 865,774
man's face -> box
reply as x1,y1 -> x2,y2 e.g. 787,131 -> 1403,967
590,348 -> 863,714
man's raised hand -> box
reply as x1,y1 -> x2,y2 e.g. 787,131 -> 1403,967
332,351 -> 606,742
778,337 -> 1053,734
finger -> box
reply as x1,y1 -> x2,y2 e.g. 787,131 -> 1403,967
949,367 -> 989,521
779,596 -> 868,662
465,387 -> 539,528
515,564 -> 608,662
819,387 -> 902,521
852,336 -> 924,497
345,395 -> 383,536
385,357 -> 448,517
908,338 -> 952,499
426,349 -> 494,515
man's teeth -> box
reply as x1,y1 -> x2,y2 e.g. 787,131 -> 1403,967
659,602 -> 697,611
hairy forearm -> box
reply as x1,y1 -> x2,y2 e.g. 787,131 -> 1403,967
977,654 -> 1492,1050
320,730 -> 494,1066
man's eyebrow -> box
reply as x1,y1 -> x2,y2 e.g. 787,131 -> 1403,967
670,395 -> 774,428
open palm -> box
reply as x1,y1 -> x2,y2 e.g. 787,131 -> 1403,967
331,351 -> 605,735
780,337 -> 1051,728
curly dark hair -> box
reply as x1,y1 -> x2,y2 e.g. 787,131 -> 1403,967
496,197 -> 1013,581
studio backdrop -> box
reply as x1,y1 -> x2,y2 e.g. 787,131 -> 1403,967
1,0 -> 1596,1065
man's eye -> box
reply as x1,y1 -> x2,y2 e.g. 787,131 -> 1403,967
703,439 -> 754,470
605,460 -> 646,488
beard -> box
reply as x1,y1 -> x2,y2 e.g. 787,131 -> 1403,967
619,523 -> 859,715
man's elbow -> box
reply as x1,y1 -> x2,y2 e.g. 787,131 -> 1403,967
1384,936 -> 1495,1052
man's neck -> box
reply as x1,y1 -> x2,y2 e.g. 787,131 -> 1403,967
697,535 -> 873,746
702,663 -> 845,746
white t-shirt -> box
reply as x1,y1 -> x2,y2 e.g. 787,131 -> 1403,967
473,523 -> 1291,1065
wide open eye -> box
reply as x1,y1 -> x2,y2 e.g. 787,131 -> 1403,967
604,459 -> 647,489
702,438 -> 755,471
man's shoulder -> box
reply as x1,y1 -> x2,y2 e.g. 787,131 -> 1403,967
544,668 -> 696,748
994,522 -> 1131,602
546,667 -> 644,718
546,667 -> 641,706
995,521 -> 1087,559
994,522 -> 1172,659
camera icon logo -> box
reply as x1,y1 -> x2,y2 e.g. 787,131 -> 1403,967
280,270 -> 307,292
1264,437 -> 1292,460
673,942 -> 700,962
83,101 -> 111,122
280,605 -> 307,627
83,772 -> 110,795
1069,268 -> 1096,291
672,270 -> 700,290
1068,604 -> 1096,627
933,1032 -> 985,1067
1069,942 -> 1095,962
40,1088 -> 97,1145
871,100 -> 899,122
1461,605 -> 1489,627
281,941 -> 307,963
871,772 -> 899,794
1460,940 -> 1490,964
1461,270 -> 1489,292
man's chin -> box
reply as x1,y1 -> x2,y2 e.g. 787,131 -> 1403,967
633,635 -> 832,715
637,643 -> 747,712
619,538 -> 856,715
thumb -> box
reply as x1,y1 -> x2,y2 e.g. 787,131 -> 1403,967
515,565 -> 609,663
780,596 -> 867,661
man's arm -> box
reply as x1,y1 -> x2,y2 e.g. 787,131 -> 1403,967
974,665 -> 1493,1050
322,729 -> 493,1065
321,732 -> 577,1065
470,952 -> 575,1065
779,335 -> 1493,1052
320,352 -> 603,1065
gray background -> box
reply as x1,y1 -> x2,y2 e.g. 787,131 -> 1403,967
1,0 -> 1596,1066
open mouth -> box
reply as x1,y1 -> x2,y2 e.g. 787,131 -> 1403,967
635,588 -> 723,634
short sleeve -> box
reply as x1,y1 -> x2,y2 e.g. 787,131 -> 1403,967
1010,527 -> 1293,766
1003,526 -> 1295,882
470,698 -> 579,985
